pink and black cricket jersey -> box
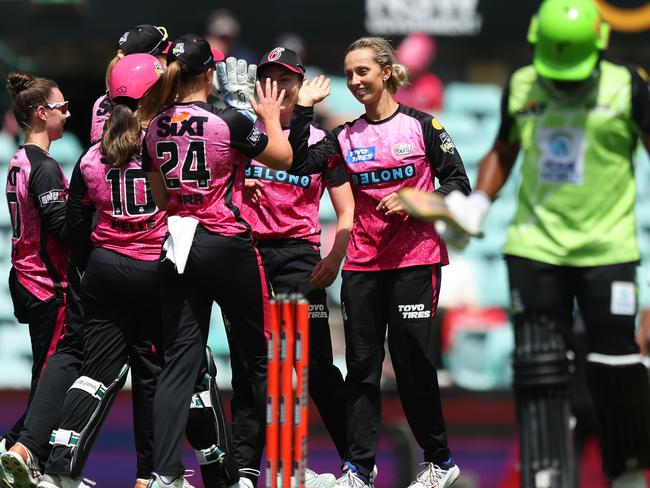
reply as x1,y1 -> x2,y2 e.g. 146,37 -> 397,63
142,101 -> 268,235
6,145 -> 69,301
68,142 -> 167,261
90,94 -> 112,144
289,104 -> 471,271
241,123 -> 348,245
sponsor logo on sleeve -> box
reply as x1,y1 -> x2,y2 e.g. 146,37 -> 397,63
118,31 -> 129,46
345,146 -> 376,164
392,143 -> 413,158
247,127 -> 262,144
439,132 -> 456,154
431,118 -> 443,130
39,189 -> 65,207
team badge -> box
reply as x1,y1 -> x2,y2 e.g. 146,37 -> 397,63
268,47 -> 285,62
154,61 -> 164,78
172,43 -> 184,56
439,132 -> 455,154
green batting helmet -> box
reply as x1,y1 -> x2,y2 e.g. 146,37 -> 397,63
528,0 -> 610,81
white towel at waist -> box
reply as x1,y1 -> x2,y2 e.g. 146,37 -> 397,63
163,215 -> 199,274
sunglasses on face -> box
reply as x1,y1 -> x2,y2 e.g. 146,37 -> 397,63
43,101 -> 69,115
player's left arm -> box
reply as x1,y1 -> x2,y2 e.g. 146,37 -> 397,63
422,115 -> 472,196
29,156 -> 68,241
311,175 -> 354,288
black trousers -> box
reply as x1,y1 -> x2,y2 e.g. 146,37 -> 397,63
228,239 -> 347,465
45,248 -> 162,479
152,228 -> 268,479
340,265 -> 450,476
4,268 -> 66,447
506,256 -> 639,355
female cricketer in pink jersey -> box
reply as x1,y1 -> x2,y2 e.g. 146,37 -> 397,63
90,24 -> 172,144
35,54 -> 166,488
287,37 -> 471,488
140,34 -> 292,488
237,47 -> 353,487
2,70 -> 71,470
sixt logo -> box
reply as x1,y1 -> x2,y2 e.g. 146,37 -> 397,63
350,163 -> 415,187
398,304 -> 431,319
246,165 -> 311,188
345,146 -> 375,164
157,115 -> 208,137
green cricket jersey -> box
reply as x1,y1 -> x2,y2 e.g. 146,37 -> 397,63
498,60 -> 650,266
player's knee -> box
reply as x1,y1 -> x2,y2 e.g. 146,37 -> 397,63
512,313 -> 571,391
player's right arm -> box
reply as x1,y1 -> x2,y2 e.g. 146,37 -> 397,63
288,75 -> 342,176
250,78 -> 292,170
142,125 -> 170,211
475,79 -> 520,200
67,156 -> 95,268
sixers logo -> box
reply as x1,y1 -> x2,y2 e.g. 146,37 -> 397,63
172,43 -> 184,56
267,47 -> 285,62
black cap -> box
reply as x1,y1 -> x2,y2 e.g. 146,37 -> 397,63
258,47 -> 305,75
168,34 -> 222,76
117,24 -> 171,56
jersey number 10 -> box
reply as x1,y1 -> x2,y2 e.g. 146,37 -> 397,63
106,168 -> 157,217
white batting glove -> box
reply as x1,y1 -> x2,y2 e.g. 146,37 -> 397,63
211,57 -> 257,122
435,191 -> 491,251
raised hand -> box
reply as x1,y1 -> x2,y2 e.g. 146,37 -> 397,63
297,75 -> 331,107
213,56 -> 257,121
250,77 -> 285,124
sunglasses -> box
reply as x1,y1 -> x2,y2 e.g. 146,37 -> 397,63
148,26 -> 169,55
43,101 -> 69,115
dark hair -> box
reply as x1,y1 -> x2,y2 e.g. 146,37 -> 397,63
6,71 -> 58,131
101,103 -> 142,167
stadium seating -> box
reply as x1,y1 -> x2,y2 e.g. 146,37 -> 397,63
2,82 -> 650,392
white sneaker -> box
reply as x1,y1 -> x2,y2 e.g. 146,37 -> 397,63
2,447 -> 41,488
36,474 -> 95,488
0,439 -> 13,488
277,467 -> 336,488
408,463 -> 459,488
147,472 -> 195,488
227,477 -> 253,488
612,469 -> 647,488
368,466 -> 377,488
334,464 -> 369,488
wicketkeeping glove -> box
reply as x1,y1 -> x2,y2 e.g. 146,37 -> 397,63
211,56 -> 257,122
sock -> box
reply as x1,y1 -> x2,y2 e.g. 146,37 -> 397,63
342,462 -> 369,484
